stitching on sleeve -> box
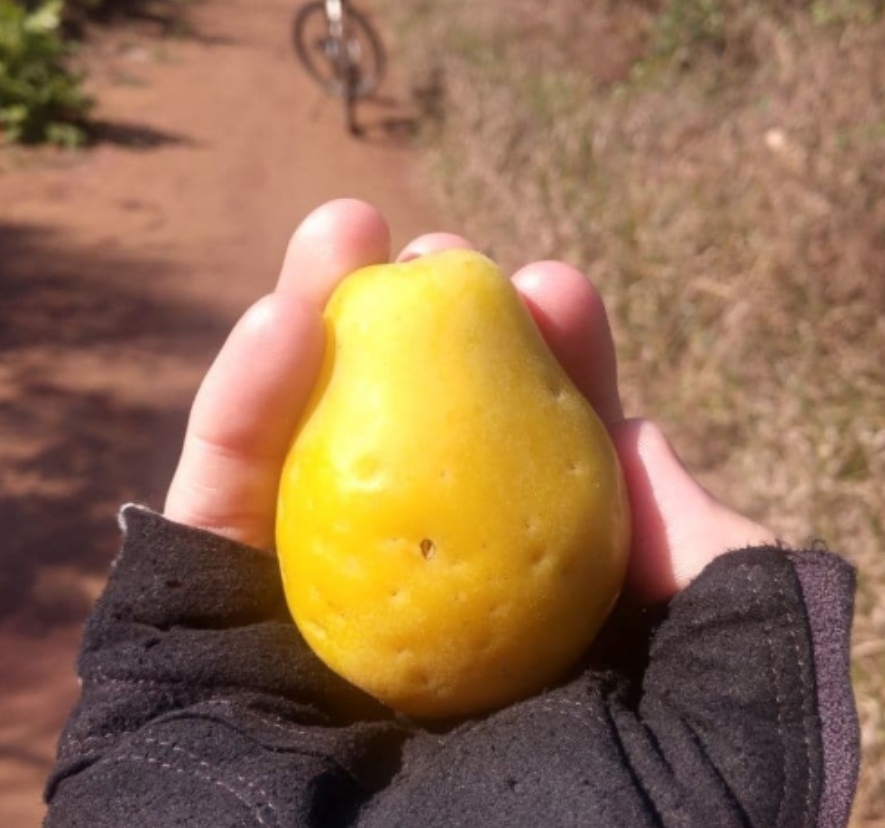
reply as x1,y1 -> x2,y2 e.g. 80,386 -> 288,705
532,698 -> 607,729
190,700 -> 357,758
61,731 -> 123,758
143,736 -> 277,805
187,700 -> 387,794
84,671 -> 184,690
545,698 -> 595,714
107,747 -> 279,828
530,705 -> 598,729
64,698 -> 347,767
197,700 -> 318,737
62,731 -> 118,749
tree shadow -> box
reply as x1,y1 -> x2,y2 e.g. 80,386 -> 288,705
343,92 -> 421,147
87,118 -> 194,150
0,222 -> 233,631
45,0 -> 241,55
63,0 -> 196,38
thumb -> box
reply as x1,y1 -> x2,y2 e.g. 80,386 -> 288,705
611,419 -> 776,605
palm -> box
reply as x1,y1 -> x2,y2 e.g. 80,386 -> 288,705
164,199 -> 773,603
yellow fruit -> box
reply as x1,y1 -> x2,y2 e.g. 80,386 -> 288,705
276,249 -> 630,719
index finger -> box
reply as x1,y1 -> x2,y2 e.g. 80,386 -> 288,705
276,199 -> 391,307
512,261 -> 624,426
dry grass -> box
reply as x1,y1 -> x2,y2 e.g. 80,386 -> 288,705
381,0 -> 885,822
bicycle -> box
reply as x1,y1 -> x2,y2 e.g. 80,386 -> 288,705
292,0 -> 386,136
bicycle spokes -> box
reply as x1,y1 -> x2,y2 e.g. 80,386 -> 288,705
293,0 -> 387,132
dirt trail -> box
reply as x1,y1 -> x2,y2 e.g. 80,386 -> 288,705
0,1 -> 440,824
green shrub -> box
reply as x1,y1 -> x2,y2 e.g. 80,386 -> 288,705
651,0 -> 727,62
0,0 -> 92,146
647,0 -> 883,70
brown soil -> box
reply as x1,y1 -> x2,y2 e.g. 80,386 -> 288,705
0,1 -> 439,825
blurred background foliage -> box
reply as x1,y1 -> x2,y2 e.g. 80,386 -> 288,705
0,0 -> 90,145
0,0 -> 186,145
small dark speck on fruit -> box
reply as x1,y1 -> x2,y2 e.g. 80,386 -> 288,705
419,538 -> 436,560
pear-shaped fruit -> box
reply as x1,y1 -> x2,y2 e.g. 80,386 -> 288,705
276,249 -> 630,719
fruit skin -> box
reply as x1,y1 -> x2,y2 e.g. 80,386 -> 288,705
276,249 -> 630,719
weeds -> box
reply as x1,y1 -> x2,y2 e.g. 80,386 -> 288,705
651,0 -> 727,63
383,0 -> 885,821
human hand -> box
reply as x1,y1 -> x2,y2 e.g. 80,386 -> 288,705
164,198 -> 774,606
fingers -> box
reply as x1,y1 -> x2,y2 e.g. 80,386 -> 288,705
164,294 -> 324,551
277,198 -> 391,307
396,232 -> 475,261
509,267 -> 774,604
505,264 -> 772,603
165,199 -> 395,551
512,262 -> 623,426
611,419 -> 777,604
163,198 -> 769,608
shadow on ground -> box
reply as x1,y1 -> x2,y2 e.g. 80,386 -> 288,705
0,222 -> 232,629
88,119 -> 194,150
63,0 -> 207,40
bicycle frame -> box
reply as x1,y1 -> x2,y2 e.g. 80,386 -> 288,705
293,0 -> 386,134
325,0 -> 344,37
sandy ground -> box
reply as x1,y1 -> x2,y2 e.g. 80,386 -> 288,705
0,1 -> 440,824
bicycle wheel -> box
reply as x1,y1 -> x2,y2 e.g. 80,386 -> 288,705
293,1 -> 385,100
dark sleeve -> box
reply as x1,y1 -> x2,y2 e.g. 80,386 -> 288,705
359,547 -> 859,828
45,508 -> 859,828
44,504 -> 407,828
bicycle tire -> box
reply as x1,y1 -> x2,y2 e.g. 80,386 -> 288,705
292,1 -> 386,100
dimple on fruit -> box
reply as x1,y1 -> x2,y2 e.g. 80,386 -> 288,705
276,249 -> 630,719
